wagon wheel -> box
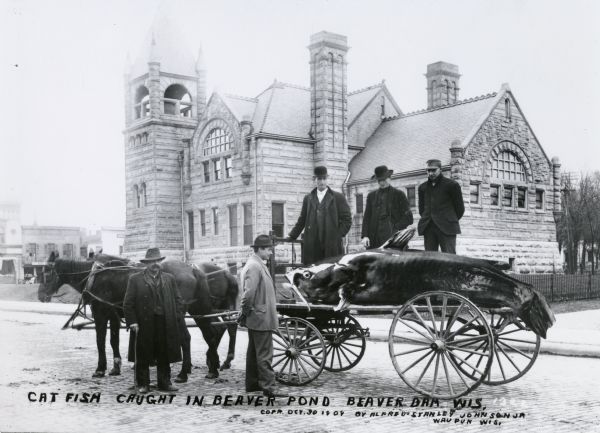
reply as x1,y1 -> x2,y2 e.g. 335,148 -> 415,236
315,314 -> 367,372
388,291 -> 493,399
453,313 -> 540,385
273,317 -> 326,386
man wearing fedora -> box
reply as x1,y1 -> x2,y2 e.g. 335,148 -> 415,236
124,247 -> 183,394
418,159 -> 465,254
238,235 -> 282,397
361,165 -> 413,249
289,166 -> 352,265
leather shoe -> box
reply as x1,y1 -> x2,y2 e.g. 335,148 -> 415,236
137,385 -> 150,394
246,386 -> 261,392
158,385 -> 178,392
174,375 -> 188,384
263,389 -> 288,398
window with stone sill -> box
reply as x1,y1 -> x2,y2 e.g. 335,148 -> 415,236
470,183 -> 480,204
213,208 -> 219,235
199,209 -> 206,236
502,186 -> 513,207
225,155 -> 233,178
355,193 -> 363,214
203,161 -> 210,183
214,159 -> 222,181
535,189 -> 544,210
490,185 -> 500,206
406,187 -> 416,208
272,202 -> 285,238
517,187 -> 527,209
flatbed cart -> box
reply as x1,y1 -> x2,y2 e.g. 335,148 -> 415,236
268,236 -> 541,399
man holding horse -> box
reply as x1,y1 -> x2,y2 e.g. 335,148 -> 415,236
124,248 -> 184,394
238,235 -> 283,398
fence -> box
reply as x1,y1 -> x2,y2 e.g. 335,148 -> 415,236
513,273 -> 600,302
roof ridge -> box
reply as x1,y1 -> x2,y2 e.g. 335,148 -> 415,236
392,92 -> 498,119
222,93 -> 258,103
258,86 -> 276,132
276,82 -> 310,91
348,83 -> 383,96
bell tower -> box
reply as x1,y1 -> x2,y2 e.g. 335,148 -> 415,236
123,17 -> 206,258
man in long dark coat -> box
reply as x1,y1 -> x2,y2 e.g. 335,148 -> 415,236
417,159 -> 465,254
361,165 -> 413,249
124,247 -> 183,394
289,166 -> 352,265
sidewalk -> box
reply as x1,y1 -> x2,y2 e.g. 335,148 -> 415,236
1,300 -> 599,358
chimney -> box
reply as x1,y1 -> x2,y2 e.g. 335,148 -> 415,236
426,61 -> 461,109
308,31 -> 349,190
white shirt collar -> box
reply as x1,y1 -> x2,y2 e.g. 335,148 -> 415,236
316,188 -> 327,202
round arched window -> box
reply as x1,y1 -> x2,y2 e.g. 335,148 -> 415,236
203,128 -> 232,156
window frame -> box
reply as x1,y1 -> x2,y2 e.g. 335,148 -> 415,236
271,202 -> 285,238
212,207 -> 219,235
228,204 -> 238,247
535,189 -> 545,210
243,203 -> 253,245
469,182 -> 480,205
187,211 -> 195,249
355,193 -> 364,214
199,209 -> 206,236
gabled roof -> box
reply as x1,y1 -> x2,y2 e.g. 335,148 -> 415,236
220,94 -> 258,123
348,82 -> 403,127
130,14 -> 198,79
252,82 -> 312,138
349,93 -> 498,182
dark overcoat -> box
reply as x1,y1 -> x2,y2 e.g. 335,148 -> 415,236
289,187 -> 352,265
124,270 -> 183,364
417,174 -> 465,236
361,186 -> 413,245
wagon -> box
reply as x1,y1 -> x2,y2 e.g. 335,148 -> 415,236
268,238 -> 542,400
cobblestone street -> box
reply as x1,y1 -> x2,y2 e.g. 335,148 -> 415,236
1,305 -> 599,433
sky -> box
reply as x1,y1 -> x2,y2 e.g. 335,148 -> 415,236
1,0 -> 599,229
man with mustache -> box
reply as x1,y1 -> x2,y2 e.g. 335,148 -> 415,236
417,159 -> 465,254
124,247 -> 183,394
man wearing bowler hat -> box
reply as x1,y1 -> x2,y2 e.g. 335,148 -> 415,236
361,165 -> 413,249
238,235 -> 282,397
124,247 -> 183,394
289,166 -> 352,265
418,159 -> 465,254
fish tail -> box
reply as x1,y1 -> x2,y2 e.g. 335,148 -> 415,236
519,290 -> 556,339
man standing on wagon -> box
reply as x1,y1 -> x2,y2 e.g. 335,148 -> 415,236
238,235 -> 283,397
124,247 -> 183,394
361,165 -> 413,249
288,166 -> 352,265
418,159 -> 465,254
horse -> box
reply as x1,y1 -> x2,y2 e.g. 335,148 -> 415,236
38,252 -> 129,377
38,254 -> 238,381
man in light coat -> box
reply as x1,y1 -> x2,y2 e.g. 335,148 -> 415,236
238,235 -> 281,397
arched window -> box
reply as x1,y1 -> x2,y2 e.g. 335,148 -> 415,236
203,128 -> 232,156
164,84 -> 192,117
140,182 -> 147,207
134,86 -> 150,119
505,98 -> 512,122
445,79 -> 450,104
490,151 -> 526,182
133,185 -> 140,208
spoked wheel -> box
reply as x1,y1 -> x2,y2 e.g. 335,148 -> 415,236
471,313 -> 540,385
273,317 -> 326,386
388,291 -> 493,399
317,314 -> 367,372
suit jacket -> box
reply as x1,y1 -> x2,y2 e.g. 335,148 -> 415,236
240,254 -> 278,331
418,174 -> 465,236
361,186 -> 413,244
123,270 -> 183,363
288,187 -> 352,265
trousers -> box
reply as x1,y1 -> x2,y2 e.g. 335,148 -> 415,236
245,329 -> 276,392
135,315 -> 171,388
423,223 -> 457,254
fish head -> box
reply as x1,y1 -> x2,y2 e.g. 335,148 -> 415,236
285,263 -> 338,303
